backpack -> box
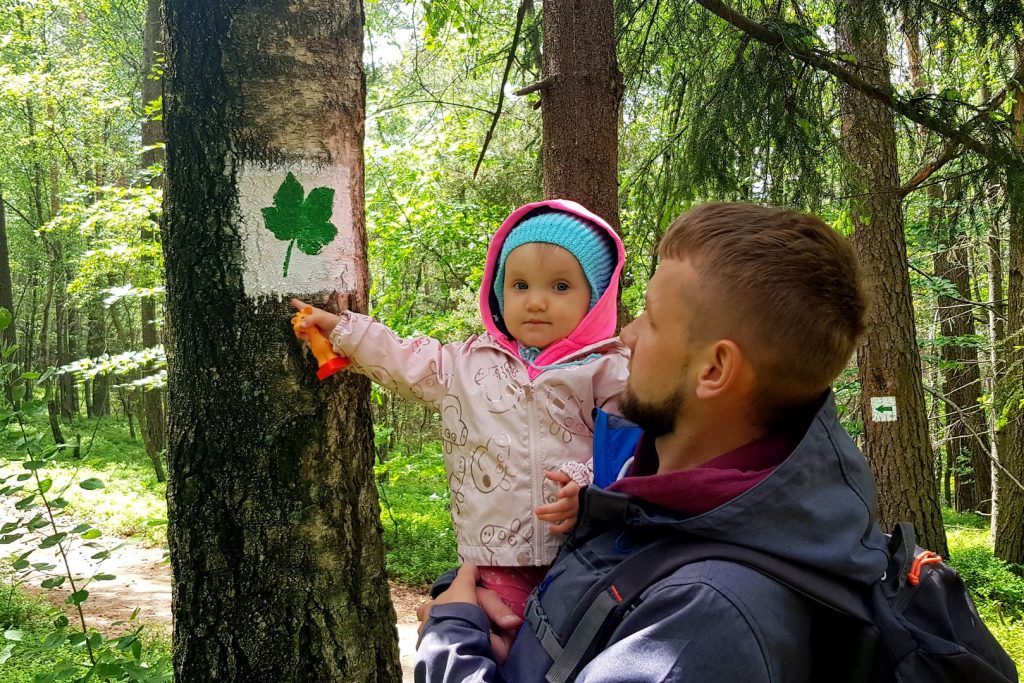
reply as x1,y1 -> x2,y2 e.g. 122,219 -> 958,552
526,522 -> 1018,683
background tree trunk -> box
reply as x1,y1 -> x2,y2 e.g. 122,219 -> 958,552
0,189 -> 14,347
540,0 -> 621,231
932,193 -> 990,513
86,303 -> 111,418
994,40 -> 1024,563
138,0 -> 166,480
836,0 -> 947,554
163,1 -> 400,680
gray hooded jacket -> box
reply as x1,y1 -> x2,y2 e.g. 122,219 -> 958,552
416,392 -> 889,682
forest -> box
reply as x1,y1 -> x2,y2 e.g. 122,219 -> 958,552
0,0 -> 1022,680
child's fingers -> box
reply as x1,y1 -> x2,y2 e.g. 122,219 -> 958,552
290,298 -> 310,311
544,470 -> 571,486
536,498 -> 572,519
557,481 -> 580,499
547,516 -> 577,534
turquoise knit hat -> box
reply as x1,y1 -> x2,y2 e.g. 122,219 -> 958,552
493,211 -> 615,313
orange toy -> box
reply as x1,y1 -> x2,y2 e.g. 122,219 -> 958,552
291,306 -> 350,380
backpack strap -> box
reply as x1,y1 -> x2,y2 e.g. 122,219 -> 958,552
532,535 -> 876,683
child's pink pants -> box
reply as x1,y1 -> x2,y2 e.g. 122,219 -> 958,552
477,565 -> 550,620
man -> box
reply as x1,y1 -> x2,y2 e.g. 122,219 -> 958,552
416,203 -> 889,681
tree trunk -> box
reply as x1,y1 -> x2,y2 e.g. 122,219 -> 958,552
54,262 -> 77,419
37,265 -> 53,370
86,303 -> 111,418
987,195 -> 1005,532
540,0 -> 621,230
836,0 -> 946,554
138,0 -> 167,475
994,39 -> 1024,564
163,1 -> 400,680
931,190 -> 990,513
0,188 -> 15,348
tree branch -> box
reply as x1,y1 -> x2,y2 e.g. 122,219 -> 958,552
900,141 -> 962,197
473,0 -> 530,180
513,75 -> 555,97
691,0 -> 1021,166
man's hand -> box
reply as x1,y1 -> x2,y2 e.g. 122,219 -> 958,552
416,564 -> 523,664
535,470 -> 581,534
290,298 -> 343,339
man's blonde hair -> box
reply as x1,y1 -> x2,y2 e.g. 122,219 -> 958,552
659,203 -> 866,418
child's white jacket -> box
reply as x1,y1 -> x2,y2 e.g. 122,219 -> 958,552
330,199 -> 628,566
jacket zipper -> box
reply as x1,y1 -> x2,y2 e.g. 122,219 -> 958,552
525,382 -> 543,562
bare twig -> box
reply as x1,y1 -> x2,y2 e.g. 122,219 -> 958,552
924,385 -> 1024,495
473,0 -> 530,179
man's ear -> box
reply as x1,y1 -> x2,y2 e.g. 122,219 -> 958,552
695,340 -> 754,400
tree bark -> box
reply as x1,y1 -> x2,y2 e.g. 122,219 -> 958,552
0,188 -> 15,348
931,188 -> 990,513
163,1 -> 400,680
86,303 -> 111,418
54,262 -> 78,418
994,40 -> 1024,564
139,0 -> 167,477
540,0 -> 621,231
836,0 -> 946,554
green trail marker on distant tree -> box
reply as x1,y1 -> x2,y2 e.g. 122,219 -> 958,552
261,172 -> 338,277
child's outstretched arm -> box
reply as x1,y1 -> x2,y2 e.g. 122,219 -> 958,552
535,470 -> 581,534
290,298 -> 454,409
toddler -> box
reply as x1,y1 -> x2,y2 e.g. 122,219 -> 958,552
292,199 -> 628,618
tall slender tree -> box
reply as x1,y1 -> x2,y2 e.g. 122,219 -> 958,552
539,0 -> 621,230
139,0 -> 166,481
994,39 -> 1024,564
835,0 -> 946,554
0,190 -> 14,348
902,22 -> 991,513
163,1 -> 400,679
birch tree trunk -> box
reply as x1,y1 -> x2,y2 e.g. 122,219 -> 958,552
163,1 -> 400,679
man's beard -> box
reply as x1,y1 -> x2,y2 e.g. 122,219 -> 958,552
619,386 -> 683,438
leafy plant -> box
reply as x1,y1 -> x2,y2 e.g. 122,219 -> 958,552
0,308 -> 171,682
261,172 -> 338,277
375,442 -> 457,584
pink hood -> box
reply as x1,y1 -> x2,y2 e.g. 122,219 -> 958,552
480,199 -> 625,373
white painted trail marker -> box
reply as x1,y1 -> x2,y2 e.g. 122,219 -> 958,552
237,162 -> 361,299
870,396 -> 898,422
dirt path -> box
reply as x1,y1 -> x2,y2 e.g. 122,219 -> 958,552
2,496 -> 424,681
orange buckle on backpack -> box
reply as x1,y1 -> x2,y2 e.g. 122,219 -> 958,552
907,550 -> 943,586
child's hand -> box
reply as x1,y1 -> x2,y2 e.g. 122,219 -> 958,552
290,298 -> 342,339
535,470 -> 581,534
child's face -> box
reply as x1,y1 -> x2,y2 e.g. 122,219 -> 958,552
501,243 -> 591,349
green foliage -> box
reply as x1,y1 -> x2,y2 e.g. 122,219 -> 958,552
375,443 -> 457,584
0,308 -> 171,681
58,348 -> 166,392
0,574 -> 171,683
943,510 -> 1024,666
261,172 -> 339,277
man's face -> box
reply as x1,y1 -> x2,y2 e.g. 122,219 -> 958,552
619,258 -> 700,437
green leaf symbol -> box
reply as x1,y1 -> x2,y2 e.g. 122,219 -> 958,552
261,172 -> 339,277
